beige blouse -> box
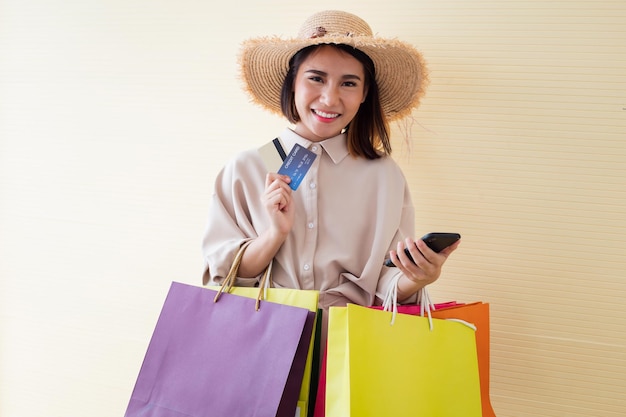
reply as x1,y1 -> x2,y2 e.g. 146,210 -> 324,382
202,128 -> 415,310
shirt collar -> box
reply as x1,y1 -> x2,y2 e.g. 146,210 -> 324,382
280,128 -> 349,165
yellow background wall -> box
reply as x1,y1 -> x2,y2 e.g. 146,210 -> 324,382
1,1 -> 624,416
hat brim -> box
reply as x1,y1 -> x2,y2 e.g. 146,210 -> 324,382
239,35 -> 429,122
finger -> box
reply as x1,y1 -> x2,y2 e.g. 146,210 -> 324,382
264,185 -> 290,208
396,241 -> 407,263
388,248 -> 401,267
397,240 -> 418,268
406,238 -> 429,264
265,173 -> 291,188
266,189 -> 289,206
265,173 -> 275,188
271,188 -> 293,210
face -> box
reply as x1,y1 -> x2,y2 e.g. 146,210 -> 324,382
292,45 -> 368,142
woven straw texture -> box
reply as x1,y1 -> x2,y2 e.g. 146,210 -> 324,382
239,10 -> 429,121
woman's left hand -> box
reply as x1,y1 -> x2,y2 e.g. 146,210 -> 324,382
389,237 -> 460,290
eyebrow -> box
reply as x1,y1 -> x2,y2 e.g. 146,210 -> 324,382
305,69 -> 362,81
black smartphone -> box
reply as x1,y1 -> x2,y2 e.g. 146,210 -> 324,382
383,232 -> 461,267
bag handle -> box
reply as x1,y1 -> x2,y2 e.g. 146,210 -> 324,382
213,240 -> 273,311
382,276 -> 434,327
382,278 -> 476,331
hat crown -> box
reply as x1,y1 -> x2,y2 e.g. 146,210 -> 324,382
297,10 -> 373,39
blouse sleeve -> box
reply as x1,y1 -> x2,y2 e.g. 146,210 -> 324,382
375,180 -> 419,304
201,150 -> 268,286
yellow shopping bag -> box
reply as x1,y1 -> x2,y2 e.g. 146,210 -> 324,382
326,304 -> 482,417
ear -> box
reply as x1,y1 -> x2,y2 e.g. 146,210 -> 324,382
361,85 -> 369,103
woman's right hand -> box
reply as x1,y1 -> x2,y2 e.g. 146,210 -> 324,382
237,173 -> 293,278
262,173 -> 295,237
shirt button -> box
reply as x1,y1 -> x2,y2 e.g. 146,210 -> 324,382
308,222 -> 314,229
311,145 -> 318,152
303,264 -> 310,271
309,182 -> 316,189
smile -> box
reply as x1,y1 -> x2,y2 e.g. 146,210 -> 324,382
313,109 -> 340,119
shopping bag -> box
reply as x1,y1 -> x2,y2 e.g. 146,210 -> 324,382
311,343 -> 327,417
312,300 -> 466,417
325,304 -> 482,417
306,309 -> 323,417
209,286 -> 320,417
379,284 -> 495,416
429,302 -> 495,417
371,301 -> 496,417
124,281 -> 316,417
207,241 -> 320,417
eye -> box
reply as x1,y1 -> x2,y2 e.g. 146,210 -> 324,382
342,81 -> 358,87
308,76 -> 324,83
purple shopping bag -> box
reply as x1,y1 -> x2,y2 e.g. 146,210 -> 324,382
125,281 -> 316,417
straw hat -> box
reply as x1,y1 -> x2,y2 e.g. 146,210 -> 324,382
239,10 -> 429,122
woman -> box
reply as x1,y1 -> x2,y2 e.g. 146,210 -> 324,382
202,10 -> 459,311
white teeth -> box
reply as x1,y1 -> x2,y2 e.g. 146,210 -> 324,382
314,109 -> 339,119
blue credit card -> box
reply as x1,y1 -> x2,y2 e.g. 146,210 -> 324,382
277,143 -> 317,190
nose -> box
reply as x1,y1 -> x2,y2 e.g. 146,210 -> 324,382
319,84 -> 340,106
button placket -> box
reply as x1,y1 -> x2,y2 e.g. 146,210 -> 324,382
300,143 -> 321,284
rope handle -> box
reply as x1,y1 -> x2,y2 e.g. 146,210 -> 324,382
382,276 -> 434,328
255,258 -> 273,310
213,240 -> 273,310
382,278 -> 476,331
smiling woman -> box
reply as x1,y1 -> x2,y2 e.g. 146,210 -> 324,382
201,10 -> 457,337
3,1 -> 625,416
